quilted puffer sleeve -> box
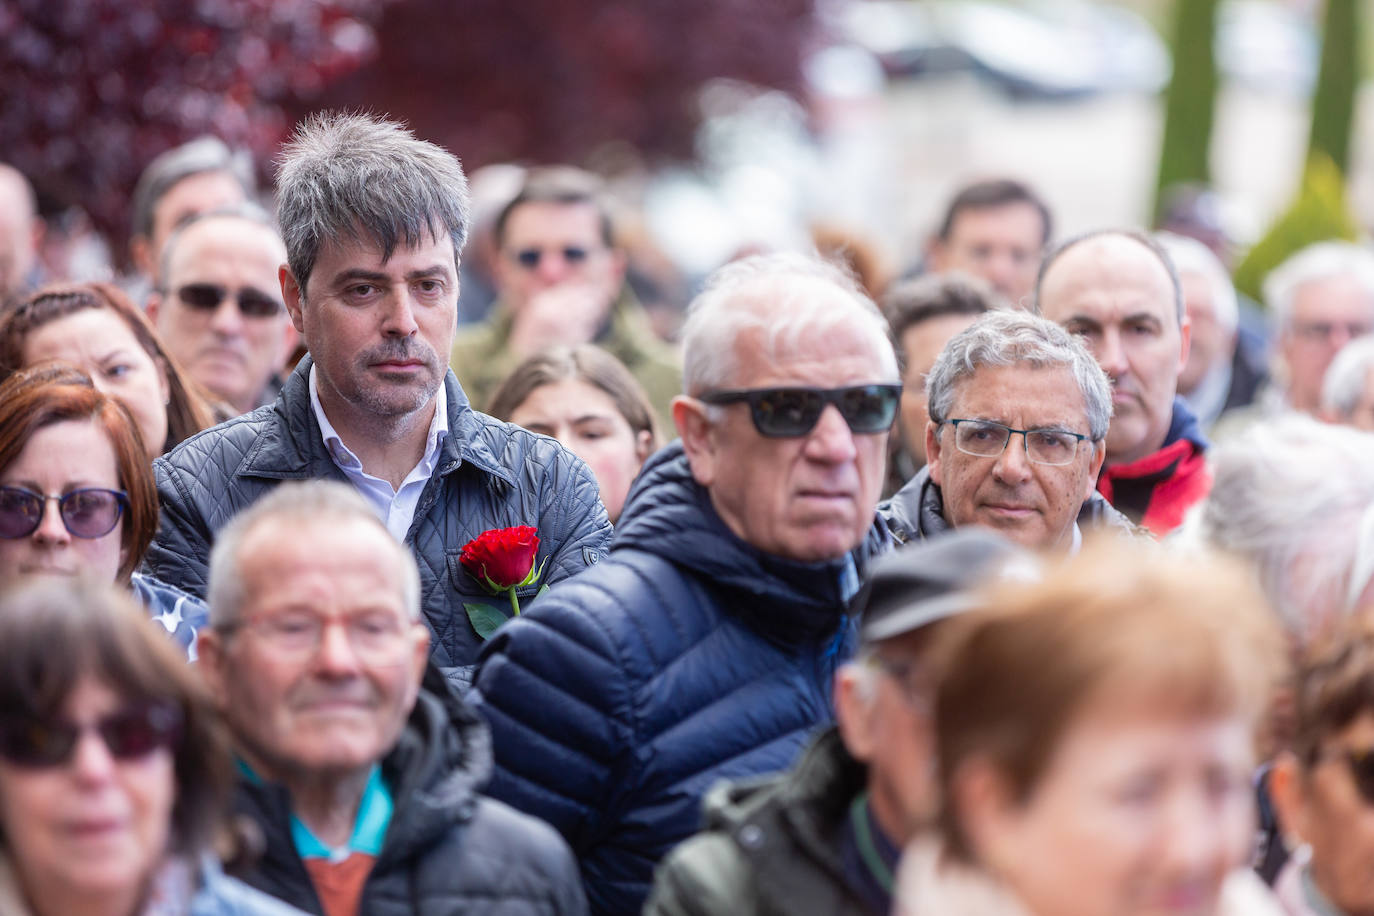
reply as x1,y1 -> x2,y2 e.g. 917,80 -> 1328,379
143,453 -> 216,599
469,582 -> 635,911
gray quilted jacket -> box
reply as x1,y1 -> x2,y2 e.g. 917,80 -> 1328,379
144,357 -> 612,686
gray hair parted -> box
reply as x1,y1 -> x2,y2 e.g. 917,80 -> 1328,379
275,111 -> 472,294
680,252 -> 898,397
1263,240 -> 1374,329
207,480 -> 421,628
926,310 -> 1113,441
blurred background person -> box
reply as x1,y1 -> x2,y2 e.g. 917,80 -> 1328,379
1036,229 -> 1209,535
1156,231 -> 1268,429
880,272 -> 1002,495
0,283 -> 219,459
0,163 -> 44,306
455,163 -> 526,326
147,205 -> 297,417
812,222 -> 893,303
922,178 -> 1052,309
896,539 -> 1286,916
1320,335 -> 1374,432
487,344 -> 659,524
0,365 -> 207,654
1268,620 -> 1374,916
1262,242 -> 1374,419
0,576 -> 303,916
126,136 -> 255,291
450,166 -> 679,431
1190,413 -> 1374,645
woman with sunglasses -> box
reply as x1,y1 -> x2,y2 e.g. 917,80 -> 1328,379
0,576 -> 305,915
487,344 -> 659,523
0,282 -> 220,459
895,539 -> 1287,916
0,365 -> 206,654
1269,619 -> 1374,916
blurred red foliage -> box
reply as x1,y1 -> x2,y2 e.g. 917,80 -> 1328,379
1,0 -> 382,259
277,0 -> 817,169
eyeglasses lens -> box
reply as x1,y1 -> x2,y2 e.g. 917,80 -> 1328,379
0,704 -> 181,768
178,283 -> 281,318
0,488 -> 124,540
514,247 -> 591,270
748,386 -> 899,437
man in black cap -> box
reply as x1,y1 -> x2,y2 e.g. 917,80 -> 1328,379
643,530 -> 1032,916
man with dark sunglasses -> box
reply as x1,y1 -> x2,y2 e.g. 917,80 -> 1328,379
881,311 -> 1133,551
149,204 -> 298,415
473,253 -> 899,915
449,166 -> 679,428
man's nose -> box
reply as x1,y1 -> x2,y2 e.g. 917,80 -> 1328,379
803,404 -> 859,464
536,251 -> 573,285
1094,328 -> 1129,378
992,433 -> 1033,483
209,296 -> 245,336
313,621 -> 363,676
381,293 -> 420,337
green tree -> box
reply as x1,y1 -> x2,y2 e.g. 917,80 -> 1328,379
1308,0 -> 1360,174
1152,0 -> 1219,223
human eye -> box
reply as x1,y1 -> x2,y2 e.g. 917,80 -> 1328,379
1030,430 -> 1076,455
343,282 -> 381,303
414,278 -> 447,297
964,421 -> 1002,443
1064,321 -> 1096,339
1127,319 -> 1160,337
1112,772 -> 1164,807
265,612 -> 318,641
103,361 -> 131,380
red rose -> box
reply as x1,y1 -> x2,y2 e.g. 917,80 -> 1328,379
460,526 -> 541,592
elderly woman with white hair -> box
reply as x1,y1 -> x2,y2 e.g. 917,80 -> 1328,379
1192,413 -> 1374,643
1319,335 -> 1374,431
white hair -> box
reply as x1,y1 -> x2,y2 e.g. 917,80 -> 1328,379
1262,240 -> 1374,328
680,252 -> 898,396
1155,231 -> 1238,334
1322,335 -> 1374,419
1194,413 -> 1374,641
207,480 -> 421,628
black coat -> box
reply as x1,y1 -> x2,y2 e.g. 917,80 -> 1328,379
144,358 -> 612,687
233,670 -> 588,916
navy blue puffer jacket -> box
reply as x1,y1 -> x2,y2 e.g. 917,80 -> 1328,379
471,442 -> 888,916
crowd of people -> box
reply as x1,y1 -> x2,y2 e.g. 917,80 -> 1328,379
1,108 -> 1373,916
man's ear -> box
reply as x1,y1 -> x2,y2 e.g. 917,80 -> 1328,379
951,757 -> 1020,871
674,396 -> 718,487
1267,751 -> 1310,850
410,622 -> 431,687
1177,312 -> 1193,376
1084,440 -> 1106,499
146,291 -> 162,325
926,421 -> 945,487
277,321 -> 300,372
281,265 -> 306,335
833,666 -> 879,764
195,629 -> 228,705
130,235 -> 153,279
633,429 -> 655,464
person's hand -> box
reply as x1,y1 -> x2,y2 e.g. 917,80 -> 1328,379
509,281 -> 614,358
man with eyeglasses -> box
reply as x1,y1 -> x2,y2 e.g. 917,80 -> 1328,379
471,253 -> 898,915
882,310 -> 1129,552
1265,241 -> 1374,419
1035,228 -> 1210,535
148,204 -> 298,415
647,530 -> 1030,916
449,166 -> 679,427
197,481 -> 588,916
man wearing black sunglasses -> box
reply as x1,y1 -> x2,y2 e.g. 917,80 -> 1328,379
149,205 -> 298,415
450,166 -> 679,429
473,253 -> 899,915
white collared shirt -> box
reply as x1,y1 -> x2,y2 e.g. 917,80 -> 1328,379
309,367 -> 449,542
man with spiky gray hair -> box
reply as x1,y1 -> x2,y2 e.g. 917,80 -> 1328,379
473,252 -> 899,915
881,310 -> 1130,550
145,112 -> 613,689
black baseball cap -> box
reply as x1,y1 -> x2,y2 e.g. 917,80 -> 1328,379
853,529 -> 1036,645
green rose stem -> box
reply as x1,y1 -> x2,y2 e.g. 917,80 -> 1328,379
510,588 -> 521,617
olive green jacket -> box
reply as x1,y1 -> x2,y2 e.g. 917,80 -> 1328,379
449,288 -> 680,434
644,728 -> 874,916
